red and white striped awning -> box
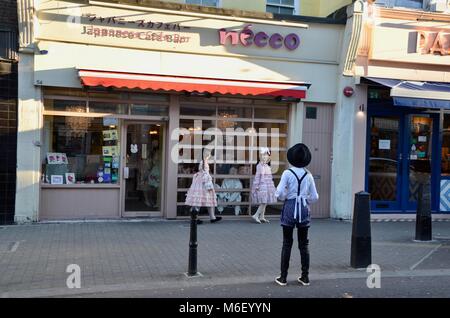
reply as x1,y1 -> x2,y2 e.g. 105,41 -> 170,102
78,70 -> 309,99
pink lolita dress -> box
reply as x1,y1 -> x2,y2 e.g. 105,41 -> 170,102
185,161 -> 217,208
251,162 -> 277,204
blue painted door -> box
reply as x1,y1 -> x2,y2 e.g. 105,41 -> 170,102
402,114 -> 440,212
366,113 -> 440,212
367,115 -> 403,211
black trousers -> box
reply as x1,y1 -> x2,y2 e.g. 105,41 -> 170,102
280,225 -> 310,279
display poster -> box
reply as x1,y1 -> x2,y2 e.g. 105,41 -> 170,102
379,140 -> 391,150
418,136 -> 427,142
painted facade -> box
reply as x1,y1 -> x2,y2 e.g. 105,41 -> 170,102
14,0 -> 347,222
156,0 -> 352,17
337,0 -> 450,218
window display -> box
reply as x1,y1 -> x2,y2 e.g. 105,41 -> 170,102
42,116 -> 120,184
176,98 -> 289,216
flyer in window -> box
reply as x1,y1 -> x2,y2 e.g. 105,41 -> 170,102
102,146 -> 113,156
47,152 -> 68,164
103,156 -> 112,168
65,173 -> 75,184
103,129 -> 118,141
47,153 -> 58,164
60,153 -> 68,164
110,146 -> 120,156
112,156 -> 120,169
50,175 -> 64,184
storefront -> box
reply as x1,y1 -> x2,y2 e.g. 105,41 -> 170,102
15,0 -> 344,221
352,3 -> 450,215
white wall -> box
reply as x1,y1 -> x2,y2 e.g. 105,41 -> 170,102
34,41 -> 340,104
15,53 -> 43,223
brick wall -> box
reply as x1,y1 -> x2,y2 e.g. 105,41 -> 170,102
0,0 -> 18,225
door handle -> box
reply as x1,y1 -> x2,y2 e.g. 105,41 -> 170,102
123,167 -> 129,179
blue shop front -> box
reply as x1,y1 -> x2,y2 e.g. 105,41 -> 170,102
363,78 -> 450,215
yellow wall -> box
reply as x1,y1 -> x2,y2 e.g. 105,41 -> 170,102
101,0 -> 350,17
300,0 -> 353,17
221,0 -> 265,12
318,0 -> 352,17
157,0 -> 265,12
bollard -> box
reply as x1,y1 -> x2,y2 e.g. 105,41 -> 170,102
415,178 -> 432,241
351,191 -> 372,268
188,207 -> 198,276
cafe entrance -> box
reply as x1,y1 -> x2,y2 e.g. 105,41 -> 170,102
366,107 -> 440,213
121,122 -> 165,217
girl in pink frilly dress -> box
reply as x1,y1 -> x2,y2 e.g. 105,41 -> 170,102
185,149 -> 222,223
251,147 -> 277,223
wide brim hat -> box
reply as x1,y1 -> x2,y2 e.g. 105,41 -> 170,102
287,143 -> 311,168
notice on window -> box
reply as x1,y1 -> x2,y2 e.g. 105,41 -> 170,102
103,118 -> 118,127
418,136 -> 427,142
379,139 -> 391,150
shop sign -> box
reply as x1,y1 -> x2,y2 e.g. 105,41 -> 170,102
81,13 -> 192,44
417,30 -> 450,55
219,24 -> 300,51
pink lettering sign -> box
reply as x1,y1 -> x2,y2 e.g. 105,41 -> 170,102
219,24 -> 300,50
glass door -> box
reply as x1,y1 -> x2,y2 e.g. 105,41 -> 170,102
123,122 -> 164,216
368,116 -> 402,210
404,115 -> 435,211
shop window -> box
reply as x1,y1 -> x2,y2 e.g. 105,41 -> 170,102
44,99 -> 87,113
42,116 -> 120,185
266,0 -> 296,14
180,104 -> 216,117
254,107 -> 288,120
368,87 -> 391,100
375,0 -> 423,9
88,101 -> 127,114
176,101 -> 288,216
253,122 -> 288,135
128,93 -> 168,102
185,0 -> 218,7
442,114 -> 450,176
130,104 -> 168,116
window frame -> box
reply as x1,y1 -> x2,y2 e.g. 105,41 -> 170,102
266,0 -> 299,15
185,0 -> 220,7
375,0 -> 425,10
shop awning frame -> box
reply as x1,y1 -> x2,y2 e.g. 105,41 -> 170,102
78,70 -> 310,99
365,77 -> 450,109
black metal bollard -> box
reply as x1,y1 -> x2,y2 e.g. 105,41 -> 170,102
415,178 -> 432,241
188,208 -> 198,276
351,191 -> 372,268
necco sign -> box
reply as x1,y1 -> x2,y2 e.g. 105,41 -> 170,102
219,24 -> 300,50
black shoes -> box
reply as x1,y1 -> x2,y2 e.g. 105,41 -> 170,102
298,275 -> 310,286
210,216 -> 222,223
274,275 -> 310,286
275,276 -> 287,286
196,217 -> 222,224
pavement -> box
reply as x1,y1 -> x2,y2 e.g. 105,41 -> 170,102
0,218 -> 449,298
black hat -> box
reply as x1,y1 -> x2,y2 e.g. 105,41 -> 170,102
287,143 -> 311,168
